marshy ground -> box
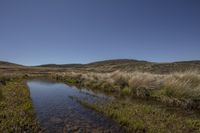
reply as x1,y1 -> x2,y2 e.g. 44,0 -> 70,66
1,60 -> 200,132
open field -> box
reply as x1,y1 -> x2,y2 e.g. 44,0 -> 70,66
1,59 -> 200,132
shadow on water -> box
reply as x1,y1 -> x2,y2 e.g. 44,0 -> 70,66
27,79 -> 126,133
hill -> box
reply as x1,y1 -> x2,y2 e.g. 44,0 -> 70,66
0,61 -> 23,67
35,59 -> 200,73
38,64 -> 82,68
1,59 -> 200,74
81,59 -> 200,73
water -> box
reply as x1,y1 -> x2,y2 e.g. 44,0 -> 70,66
27,79 -> 125,133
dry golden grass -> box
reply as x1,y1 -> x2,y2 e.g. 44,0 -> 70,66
56,70 -> 200,109
160,71 -> 200,99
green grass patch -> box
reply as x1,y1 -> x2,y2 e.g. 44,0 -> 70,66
0,79 -> 40,132
121,86 -> 131,96
66,78 -> 78,84
79,99 -> 200,133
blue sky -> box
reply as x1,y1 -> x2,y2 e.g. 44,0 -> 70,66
0,0 -> 200,65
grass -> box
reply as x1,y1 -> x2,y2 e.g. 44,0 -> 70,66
0,78 -> 40,132
0,88 -> 2,100
79,99 -> 200,133
1,62 -> 200,132
52,70 -> 200,110
156,71 -> 200,99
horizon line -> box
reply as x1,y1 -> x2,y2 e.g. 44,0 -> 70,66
0,58 -> 200,67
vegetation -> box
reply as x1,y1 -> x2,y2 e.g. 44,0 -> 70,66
37,59 -> 200,73
0,88 -> 2,100
52,70 -> 200,109
79,99 -> 200,133
1,59 -> 200,132
0,78 -> 40,132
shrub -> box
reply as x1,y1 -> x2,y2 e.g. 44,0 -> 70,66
98,81 -> 114,92
112,73 -> 129,88
135,87 -> 150,98
121,87 -> 131,96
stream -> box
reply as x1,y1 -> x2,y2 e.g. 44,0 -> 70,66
27,79 -> 125,133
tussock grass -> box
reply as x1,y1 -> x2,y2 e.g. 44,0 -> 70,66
54,70 -> 200,109
68,70 -> 200,132
160,71 -> 200,99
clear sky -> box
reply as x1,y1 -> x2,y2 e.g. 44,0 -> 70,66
0,0 -> 200,65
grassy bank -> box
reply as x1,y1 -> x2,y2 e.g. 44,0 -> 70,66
0,78 -> 40,132
52,70 -> 200,110
79,99 -> 200,133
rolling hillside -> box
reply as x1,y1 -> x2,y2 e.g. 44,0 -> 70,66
1,59 -> 200,74
37,59 -> 200,73
0,61 -> 23,67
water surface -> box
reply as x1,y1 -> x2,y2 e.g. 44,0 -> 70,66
27,79 -> 125,133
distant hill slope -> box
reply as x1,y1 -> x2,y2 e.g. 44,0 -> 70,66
86,59 -> 200,73
36,59 -> 200,73
0,61 -> 23,67
1,59 -> 200,74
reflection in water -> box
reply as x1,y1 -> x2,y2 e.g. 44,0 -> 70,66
27,80 -> 125,133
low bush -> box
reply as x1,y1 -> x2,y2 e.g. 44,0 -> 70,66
121,86 -> 131,96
